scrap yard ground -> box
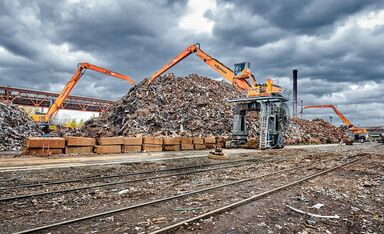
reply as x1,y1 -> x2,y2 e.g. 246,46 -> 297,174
0,143 -> 382,233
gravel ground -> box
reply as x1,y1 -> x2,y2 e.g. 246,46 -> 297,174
0,143 -> 382,233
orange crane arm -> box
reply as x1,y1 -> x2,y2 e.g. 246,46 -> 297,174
147,43 -> 254,92
44,62 -> 135,121
303,105 -> 352,127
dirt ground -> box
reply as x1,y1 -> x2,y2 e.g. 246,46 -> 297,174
0,143 -> 382,233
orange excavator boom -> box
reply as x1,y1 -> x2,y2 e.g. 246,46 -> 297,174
147,43 -> 258,93
303,104 -> 367,134
303,105 -> 352,127
43,62 -> 135,121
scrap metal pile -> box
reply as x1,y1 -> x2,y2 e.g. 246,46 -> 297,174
0,74 -> 349,151
0,103 -> 42,151
286,117 -> 348,144
84,74 -> 240,137
83,74 -> 348,143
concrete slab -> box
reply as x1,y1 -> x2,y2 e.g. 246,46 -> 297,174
0,148 -> 259,172
0,144 -> 344,172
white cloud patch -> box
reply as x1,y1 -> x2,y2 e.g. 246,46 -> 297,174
179,0 -> 216,34
357,10 -> 384,30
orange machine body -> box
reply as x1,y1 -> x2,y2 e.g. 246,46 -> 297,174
38,62 -> 135,122
147,43 -> 282,97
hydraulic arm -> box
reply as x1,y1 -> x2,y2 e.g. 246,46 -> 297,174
42,62 -> 135,122
303,105 -> 367,134
147,43 -> 282,97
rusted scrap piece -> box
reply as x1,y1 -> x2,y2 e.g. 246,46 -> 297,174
285,204 -> 340,219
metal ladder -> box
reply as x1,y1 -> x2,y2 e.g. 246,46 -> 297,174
259,103 -> 271,149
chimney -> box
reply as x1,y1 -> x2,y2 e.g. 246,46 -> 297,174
292,69 -> 298,116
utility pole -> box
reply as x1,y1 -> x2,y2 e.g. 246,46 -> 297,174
299,100 -> 304,118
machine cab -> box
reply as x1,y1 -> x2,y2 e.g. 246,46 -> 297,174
234,62 -> 251,76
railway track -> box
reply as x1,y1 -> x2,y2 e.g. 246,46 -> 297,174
0,158 -> 265,190
11,155 -> 363,234
151,157 -> 362,234
0,158 -> 283,202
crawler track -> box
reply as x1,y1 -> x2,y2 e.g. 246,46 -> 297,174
13,155 -> 363,234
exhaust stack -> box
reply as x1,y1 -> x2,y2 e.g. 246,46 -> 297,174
292,69 -> 298,116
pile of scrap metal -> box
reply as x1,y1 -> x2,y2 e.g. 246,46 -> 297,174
0,103 -> 42,151
286,117 -> 349,144
82,74 -> 348,146
83,74 -> 240,137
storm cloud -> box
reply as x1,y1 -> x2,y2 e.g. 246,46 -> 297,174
0,0 -> 383,126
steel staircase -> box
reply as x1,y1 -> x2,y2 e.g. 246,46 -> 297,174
259,103 -> 271,149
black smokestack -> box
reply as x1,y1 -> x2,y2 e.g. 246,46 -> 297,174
293,69 -> 298,116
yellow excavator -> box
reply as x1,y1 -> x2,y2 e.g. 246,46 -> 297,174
148,43 -> 290,149
33,62 -> 135,134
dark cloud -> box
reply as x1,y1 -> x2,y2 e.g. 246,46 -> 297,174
0,0 -> 383,125
219,0 -> 380,34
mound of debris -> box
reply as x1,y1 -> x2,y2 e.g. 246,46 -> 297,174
286,117 -> 348,144
84,74 -> 240,137
0,103 -> 42,151
83,73 -> 348,144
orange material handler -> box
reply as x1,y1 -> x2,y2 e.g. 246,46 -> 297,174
303,104 -> 367,138
147,43 -> 282,98
37,62 -> 135,122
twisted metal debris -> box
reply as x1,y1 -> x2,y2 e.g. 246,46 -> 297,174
0,103 -> 42,151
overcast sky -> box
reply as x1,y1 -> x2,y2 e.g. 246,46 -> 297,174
1,0 -> 383,126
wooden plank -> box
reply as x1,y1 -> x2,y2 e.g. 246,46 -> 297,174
123,137 -> 143,146
65,146 -> 94,154
25,137 -> 65,149
97,137 -> 124,145
181,137 -> 193,144
204,137 -> 216,144
94,145 -> 121,154
216,141 -> 225,148
163,137 -> 181,145
142,144 -> 163,152
24,148 -> 63,155
193,137 -> 204,145
122,145 -> 142,153
205,143 -> 216,149
194,144 -> 206,150
163,145 -> 181,151
216,136 -> 225,142
181,144 -> 194,150
217,137 -> 230,148
64,136 -> 96,147
143,137 -> 163,145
